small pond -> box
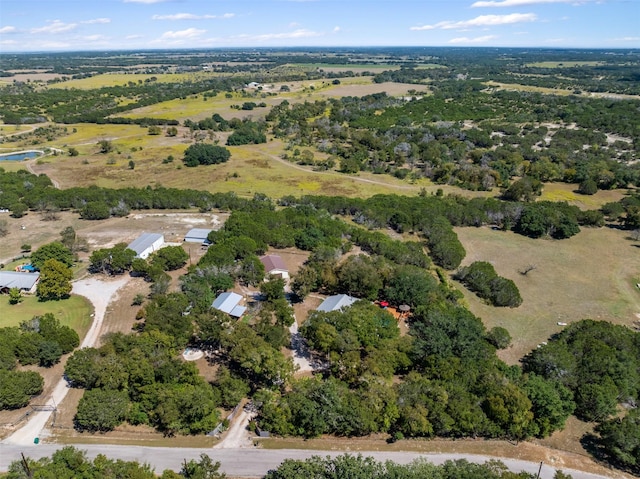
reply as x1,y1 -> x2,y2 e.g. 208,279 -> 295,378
0,150 -> 43,161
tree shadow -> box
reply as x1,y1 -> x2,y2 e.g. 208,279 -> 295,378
580,433 -> 639,476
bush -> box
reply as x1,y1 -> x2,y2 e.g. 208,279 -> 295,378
183,144 -> 231,167
455,261 -> 522,307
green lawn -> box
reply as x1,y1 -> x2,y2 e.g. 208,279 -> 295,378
0,294 -> 93,337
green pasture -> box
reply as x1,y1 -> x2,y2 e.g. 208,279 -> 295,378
0,294 -> 93,336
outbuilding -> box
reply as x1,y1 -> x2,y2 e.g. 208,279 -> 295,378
316,294 -> 358,313
0,271 -> 40,294
184,228 -> 213,245
127,232 -> 164,259
259,254 -> 289,279
212,292 -> 246,318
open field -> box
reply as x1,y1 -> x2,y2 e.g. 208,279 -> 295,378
539,182 -> 626,209
0,295 -> 93,333
48,72 -> 228,90
453,225 -> 640,364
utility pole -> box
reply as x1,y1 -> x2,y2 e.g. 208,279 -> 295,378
536,461 -> 543,479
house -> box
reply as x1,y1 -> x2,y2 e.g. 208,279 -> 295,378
184,228 -> 213,245
259,254 -> 289,279
0,271 -> 40,294
212,292 -> 246,318
316,294 -> 358,313
127,233 -> 164,259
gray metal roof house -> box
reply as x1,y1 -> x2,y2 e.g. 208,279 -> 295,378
127,233 -> 164,259
184,228 -> 213,245
316,294 -> 358,313
0,271 -> 40,294
212,292 -> 246,318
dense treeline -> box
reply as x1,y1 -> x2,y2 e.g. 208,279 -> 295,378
266,454 -> 569,479
5,446 -> 225,479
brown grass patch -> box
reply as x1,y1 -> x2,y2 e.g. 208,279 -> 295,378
454,226 -> 640,364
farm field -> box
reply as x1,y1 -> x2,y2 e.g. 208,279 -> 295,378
454,225 -> 640,363
48,72 -> 229,90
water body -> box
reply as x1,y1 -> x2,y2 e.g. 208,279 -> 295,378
0,150 -> 43,161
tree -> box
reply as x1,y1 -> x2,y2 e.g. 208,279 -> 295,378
75,388 -> 129,432
595,408 -> 640,473
151,245 -> 189,271
0,369 -> 43,409
80,201 -> 111,220
260,276 -> 286,302
578,179 -> 598,195
30,241 -> 73,269
8,287 -> 22,305
148,125 -> 162,135
486,327 -> 511,349
89,244 -> 137,275
37,258 -> 73,301
0,219 -> 7,237
502,177 -> 542,202
166,126 -> 178,137
183,144 -> 231,167
128,160 -> 136,170
179,454 -> 226,479
68,146 -> 79,156
97,139 -> 113,153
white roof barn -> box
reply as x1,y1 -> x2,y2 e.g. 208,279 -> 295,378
0,271 -> 40,294
212,292 -> 246,318
316,294 -> 358,313
127,233 -> 164,259
184,228 -> 213,245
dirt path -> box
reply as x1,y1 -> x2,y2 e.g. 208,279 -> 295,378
1,275 -> 130,446
289,319 -> 313,374
213,408 -> 255,449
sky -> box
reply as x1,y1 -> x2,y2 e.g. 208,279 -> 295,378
0,0 -> 638,53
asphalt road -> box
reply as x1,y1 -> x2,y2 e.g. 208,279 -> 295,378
0,443 -> 611,479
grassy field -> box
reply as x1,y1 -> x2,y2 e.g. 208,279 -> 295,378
48,72 -> 225,90
539,182 -> 626,209
454,225 -> 640,364
0,295 -> 93,335
484,81 -> 575,96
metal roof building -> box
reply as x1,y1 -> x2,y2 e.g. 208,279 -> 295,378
259,254 -> 289,279
316,294 -> 358,313
127,233 -> 164,259
184,228 -> 213,244
211,292 -> 246,318
0,271 -> 40,294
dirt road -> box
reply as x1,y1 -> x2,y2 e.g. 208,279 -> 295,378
1,275 -> 130,446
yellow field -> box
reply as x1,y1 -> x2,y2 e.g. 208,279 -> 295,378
48,72 -> 228,89
484,81 -> 574,96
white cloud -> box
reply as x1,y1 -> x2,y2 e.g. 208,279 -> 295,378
0,40 -> 18,45
333,26 -> 341,32
82,18 -> 111,24
159,28 -> 206,40
152,13 -> 234,20
472,0 -> 589,6
83,35 -> 108,41
0,26 -> 18,34
31,20 -> 78,34
126,34 -> 144,39
232,29 -> 322,42
612,36 -> 640,42
411,13 -> 537,31
449,35 -> 497,44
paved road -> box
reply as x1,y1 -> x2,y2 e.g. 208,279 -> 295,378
0,443 -> 611,478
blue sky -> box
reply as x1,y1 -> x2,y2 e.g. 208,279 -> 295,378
0,0 -> 638,52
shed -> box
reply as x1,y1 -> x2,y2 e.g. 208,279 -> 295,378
316,294 -> 358,313
127,233 -> 164,259
0,271 -> 40,294
212,292 -> 246,318
259,254 -> 289,279
184,228 -> 213,245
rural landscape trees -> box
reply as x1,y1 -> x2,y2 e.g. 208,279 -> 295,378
0,46 -> 638,476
